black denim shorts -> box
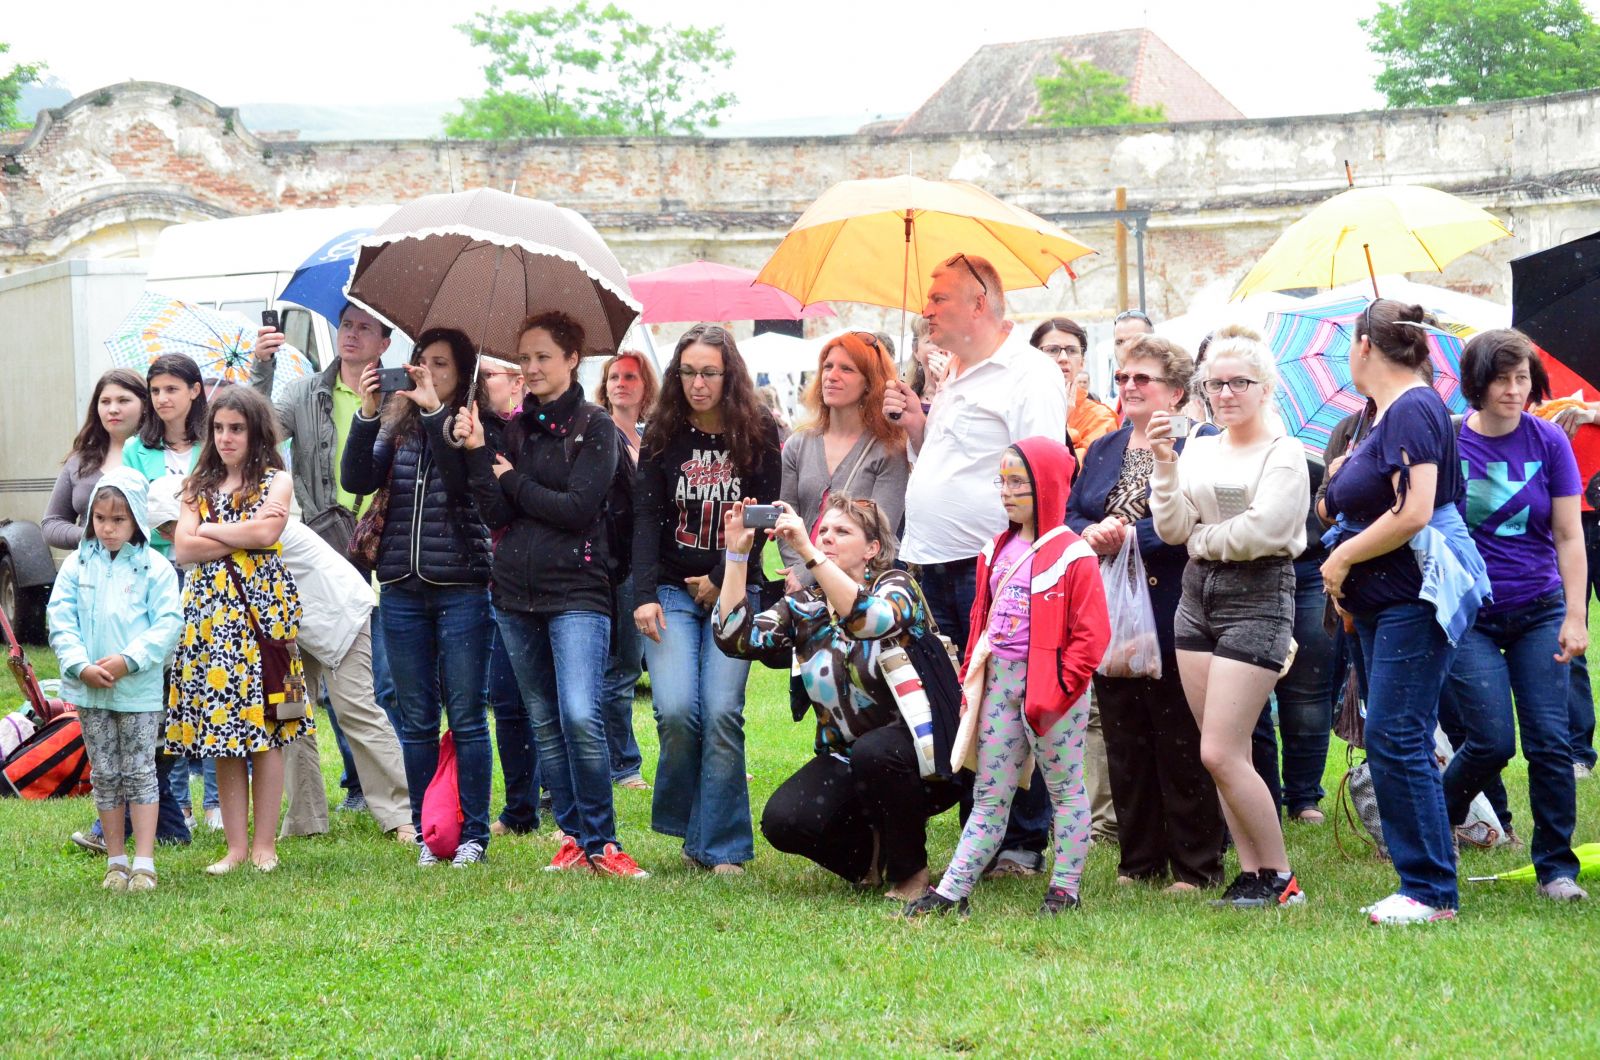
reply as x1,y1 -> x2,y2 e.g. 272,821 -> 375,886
1173,556 -> 1296,671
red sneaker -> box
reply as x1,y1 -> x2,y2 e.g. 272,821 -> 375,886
543,834 -> 589,873
590,843 -> 650,879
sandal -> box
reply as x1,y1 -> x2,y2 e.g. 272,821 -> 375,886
102,864 -> 131,891
128,867 -> 158,892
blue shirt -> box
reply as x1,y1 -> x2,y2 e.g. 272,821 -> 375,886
1326,387 -> 1464,615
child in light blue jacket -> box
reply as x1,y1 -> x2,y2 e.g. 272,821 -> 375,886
48,468 -> 182,892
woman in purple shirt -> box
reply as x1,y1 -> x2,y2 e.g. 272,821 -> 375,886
1441,330 -> 1589,902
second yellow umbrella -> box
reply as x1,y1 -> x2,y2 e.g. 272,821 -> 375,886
1231,184 -> 1511,302
755,174 -> 1095,314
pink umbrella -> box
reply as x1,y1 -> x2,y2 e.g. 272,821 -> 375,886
629,260 -> 835,324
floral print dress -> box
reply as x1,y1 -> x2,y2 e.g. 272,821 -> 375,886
164,471 -> 311,757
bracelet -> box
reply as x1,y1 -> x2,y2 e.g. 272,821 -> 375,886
725,549 -> 750,564
805,554 -> 826,570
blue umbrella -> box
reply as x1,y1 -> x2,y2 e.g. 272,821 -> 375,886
1262,295 -> 1468,459
280,227 -> 376,324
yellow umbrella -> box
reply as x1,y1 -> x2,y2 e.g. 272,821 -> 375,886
1231,184 -> 1511,302
755,175 -> 1095,314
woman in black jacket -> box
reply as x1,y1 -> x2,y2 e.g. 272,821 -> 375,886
343,328 -> 495,868
633,324 -> 782,874
457,311 -> 645,878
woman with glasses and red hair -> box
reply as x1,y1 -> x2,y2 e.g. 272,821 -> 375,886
632,324 -> 783,874
777,331 -> 909,591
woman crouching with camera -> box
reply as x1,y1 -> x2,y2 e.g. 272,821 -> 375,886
714,496 -> 960,899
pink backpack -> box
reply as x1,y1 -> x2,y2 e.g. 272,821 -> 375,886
421,731 -> 463,859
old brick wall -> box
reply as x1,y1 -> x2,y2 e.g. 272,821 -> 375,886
4,81 -> 1599,330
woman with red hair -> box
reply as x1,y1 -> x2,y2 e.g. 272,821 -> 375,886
777,332 -> 909,589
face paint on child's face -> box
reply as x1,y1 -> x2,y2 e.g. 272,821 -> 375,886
997,451 -> 1034,528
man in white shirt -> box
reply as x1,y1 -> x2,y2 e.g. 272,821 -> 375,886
884,253 -> 1068,879
885,253 -> 1068,653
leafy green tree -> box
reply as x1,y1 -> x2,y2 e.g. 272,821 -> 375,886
1362,0 -> 1600,106
0,42 -> 46,131
446,2 -> 735,138
1030,57 -> 1166,128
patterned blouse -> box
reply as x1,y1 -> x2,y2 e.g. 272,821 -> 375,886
714,569 -> 931,756
1104,445 -> 1155,523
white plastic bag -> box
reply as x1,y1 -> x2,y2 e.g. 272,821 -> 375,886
1096,532 -> 1163,680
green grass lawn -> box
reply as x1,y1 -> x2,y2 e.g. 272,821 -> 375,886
2,640 -> 1597,1057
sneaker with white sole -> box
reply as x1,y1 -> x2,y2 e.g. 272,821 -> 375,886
451,841 -> 487,868
590,843 -> 649,878
1537,877 -> 1588,901
1575,762 -> 1593,780
416,837 -> 440,868
543,834 -> 589,872
1362,893 -> 1456,924
204,807 -> 223,830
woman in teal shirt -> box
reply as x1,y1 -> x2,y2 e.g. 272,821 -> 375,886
122,355 -> 206,556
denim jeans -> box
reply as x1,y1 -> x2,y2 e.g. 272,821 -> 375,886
97,752 -> 190,845
600,574 -> 646,782
496,608 -> 618,856
370,600 -> 401,729
1562,512 -> 1600,768
644,583 -> 755,866
487,615 -> 542,833
1276,561 -> 1337,812
918,556 -> 979,658
1440,593 -> 1581,883
381,581 -> 494,846
1353,602 -> 1459,910
319,684 -> 363,798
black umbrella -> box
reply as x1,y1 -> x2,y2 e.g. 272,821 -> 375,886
1510,230 -> 1600,388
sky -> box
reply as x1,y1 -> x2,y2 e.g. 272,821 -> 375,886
7,0 -> 1401,130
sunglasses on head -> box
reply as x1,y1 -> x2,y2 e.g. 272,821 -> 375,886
1114,309 -> 1152,325
943,253 -> 989,296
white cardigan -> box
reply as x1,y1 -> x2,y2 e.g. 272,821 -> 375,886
1149,432 -> 1310,562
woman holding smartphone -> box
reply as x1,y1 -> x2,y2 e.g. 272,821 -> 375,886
1149,324 -> 1310,909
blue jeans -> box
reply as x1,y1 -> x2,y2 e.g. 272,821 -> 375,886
496,609 -> 616,855
1563,513 -> 1600,768
1441,593 -> 1580,883
487,616 -> 542,833
600,575 -> 646,782
918,556 -> 979,658
1354,602 -> 1458,910
319,683 -> 362,798
381,581 -> 494,846
1276,561 -> 1337,813
644,583 -> 755,866
96,752 -> 189,845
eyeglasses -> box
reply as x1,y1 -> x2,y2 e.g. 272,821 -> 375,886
1114,309 -> 1153,325
993,476 -> 1033,495
1113,371 -> 1168,388
943,253 -> 989,296
678,366 -> 725,381
1041,344 -> 1083,358
1200,377 -> 1260,395
850,331 -> 883,353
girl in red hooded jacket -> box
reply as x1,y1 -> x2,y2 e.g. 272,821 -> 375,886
905,436 -> 1110,917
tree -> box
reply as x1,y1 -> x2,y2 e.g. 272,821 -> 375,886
1030,57 -> 1166,128
1362,0 -> 1600,106
0,42 -> 46,131
446,2 -> 736,138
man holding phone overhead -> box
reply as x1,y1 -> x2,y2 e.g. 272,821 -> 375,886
252,302 -> 392,555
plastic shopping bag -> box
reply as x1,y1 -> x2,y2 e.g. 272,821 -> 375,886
1095,532 -> 1163,680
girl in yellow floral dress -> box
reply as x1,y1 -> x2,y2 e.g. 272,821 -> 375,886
164,386 -> 308,875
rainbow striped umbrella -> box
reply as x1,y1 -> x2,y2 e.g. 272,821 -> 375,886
103,292 -> 313,402
1262,296 -> 1468,459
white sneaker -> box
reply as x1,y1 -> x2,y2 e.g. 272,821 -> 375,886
204,808 -> 223,830
451,840 -> 487,868
1361,893 -> 1456,925
1537,877 -> 1588,901
1575,762 -> 1593,780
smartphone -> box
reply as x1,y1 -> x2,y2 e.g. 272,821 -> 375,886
742,504 -> 780,529
260,309 -> 280,331
375,366 -> 416,394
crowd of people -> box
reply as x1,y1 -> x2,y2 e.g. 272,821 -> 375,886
40,252 -> 1596,923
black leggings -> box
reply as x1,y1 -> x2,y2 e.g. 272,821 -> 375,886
760,725 -> 960,884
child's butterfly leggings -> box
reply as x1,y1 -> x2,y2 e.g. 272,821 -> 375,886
937,657 -> 1090,900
